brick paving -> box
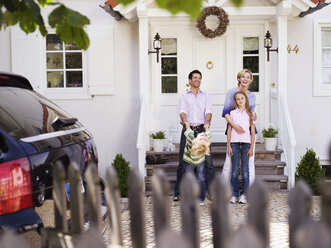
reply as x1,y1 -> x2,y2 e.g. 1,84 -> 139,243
116,192 -> 321,248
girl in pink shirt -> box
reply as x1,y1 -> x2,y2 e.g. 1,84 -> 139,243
227,91 -> 255,204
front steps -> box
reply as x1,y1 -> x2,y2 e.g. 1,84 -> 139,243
145,143 -> 288,195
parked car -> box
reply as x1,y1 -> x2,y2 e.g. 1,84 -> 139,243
0,72 -> 100,233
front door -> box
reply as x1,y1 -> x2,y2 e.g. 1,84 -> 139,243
150,21 -> 266,143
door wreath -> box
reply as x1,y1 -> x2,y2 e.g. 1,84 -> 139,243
196,6 -> 229,39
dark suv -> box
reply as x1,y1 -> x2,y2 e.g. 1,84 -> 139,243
0,72 -> 99,233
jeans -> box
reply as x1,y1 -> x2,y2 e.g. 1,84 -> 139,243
222,141 -> 255,187
183,161 -> 206,202
174,127 -> 214,197
230,142 -> 250,197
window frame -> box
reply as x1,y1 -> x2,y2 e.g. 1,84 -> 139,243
160,38 -> 178,94
242,36 -> 260,92
40,32 -> 90,100
314,19 -> 331,97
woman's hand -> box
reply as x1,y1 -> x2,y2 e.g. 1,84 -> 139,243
228,146 -> 233,157
247,147 -> 254,157
251,112 -> 257,122
233,124 -> 245,134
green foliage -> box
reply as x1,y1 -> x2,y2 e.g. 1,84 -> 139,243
295,148 -> 325,195
262,126 -> 279,138
49,4 -> 90,49
149,130 -> 166,139
112,153 -> 130,197
116,0 -> 245,19
0,0 -> 90,50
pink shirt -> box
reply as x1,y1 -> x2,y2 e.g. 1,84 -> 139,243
178,89 -> 212,126
230,108 -> 254,144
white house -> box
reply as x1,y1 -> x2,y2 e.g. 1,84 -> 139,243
0,0 -> 330,188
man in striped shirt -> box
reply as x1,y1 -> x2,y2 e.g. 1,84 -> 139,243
173,69 -> 214,202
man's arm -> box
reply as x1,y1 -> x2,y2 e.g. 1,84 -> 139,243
204,113 -> 212,130
180,112 -> 190,128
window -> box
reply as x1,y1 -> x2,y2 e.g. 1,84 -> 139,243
314,19 -> 331,96
243,37 -> 259,92
161,38 -> 177,93
46,34 -> 83,88
321,29 -> 331,85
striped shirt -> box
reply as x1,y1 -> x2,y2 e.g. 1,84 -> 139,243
183,129 -> 212,165
178,89 -> 212,126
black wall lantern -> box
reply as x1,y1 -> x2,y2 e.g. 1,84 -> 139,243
264,30 -> 278,62
148,33 -> 161,63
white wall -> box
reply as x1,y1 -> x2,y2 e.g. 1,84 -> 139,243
287,6 -> 331,165
0,0 -> 140,177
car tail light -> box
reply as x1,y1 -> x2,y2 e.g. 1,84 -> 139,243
0,157 -> 33,215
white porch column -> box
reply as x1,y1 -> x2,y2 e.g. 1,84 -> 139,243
276,1 -> 291,145
137,2 -> 149,179
137,2 -> 149,97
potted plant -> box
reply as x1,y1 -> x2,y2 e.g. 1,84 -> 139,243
262,126 -> 279,150
149,130 -> 166,152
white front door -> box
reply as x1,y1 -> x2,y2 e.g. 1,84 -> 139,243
150,21 -> 267,143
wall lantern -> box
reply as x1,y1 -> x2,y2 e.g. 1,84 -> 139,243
264,30 -> 278,62
148,33 -> 161,63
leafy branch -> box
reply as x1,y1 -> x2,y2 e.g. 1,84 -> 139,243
0,0 -> 90,50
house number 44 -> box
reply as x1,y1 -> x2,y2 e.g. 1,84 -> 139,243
287,44 -> 299,54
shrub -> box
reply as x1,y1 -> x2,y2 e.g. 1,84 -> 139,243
149,130 -> 166,139
112,153 -> 130,197
295,148 -> 325,194
262,126 -> 279,138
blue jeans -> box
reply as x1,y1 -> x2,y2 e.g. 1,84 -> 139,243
183,161 -> 206,202
231,142 -> 250,197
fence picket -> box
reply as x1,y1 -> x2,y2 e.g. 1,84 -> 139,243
210,174 -> 232,248
128,168 -> 146,248
158,228 -> 190,248
180,171 -> 201,248
225,226 -> 263,248
85,164 -> 102,229
68,162 -> 85,235
318,180 -> 331,232
294,219 -> 331,248
53,162 -> 68,232
104,166 -> 123,246
288,180 -> 313,248
0,228 -> 28,247
151,169 -> 170,246
247,178 -> 269,248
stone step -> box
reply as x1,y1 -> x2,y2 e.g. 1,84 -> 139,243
147,144 -> 283,161
146,160 -> 286,176
144,174 -> 288,194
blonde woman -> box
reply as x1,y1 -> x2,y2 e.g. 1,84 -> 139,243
222,69 -> 257,188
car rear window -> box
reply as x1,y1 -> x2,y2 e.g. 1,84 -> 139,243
0,87 -> 81,140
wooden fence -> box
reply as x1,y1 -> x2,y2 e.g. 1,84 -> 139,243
0,162 -> 331,248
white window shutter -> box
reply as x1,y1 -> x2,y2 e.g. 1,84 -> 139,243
87,25 -> 115,95
11,28 -> 41,91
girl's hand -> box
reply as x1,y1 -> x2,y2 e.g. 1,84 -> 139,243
233,124 -> 245,134
251,112 -> 257,122
247,147 -> 254,157
228,146 -> 233,157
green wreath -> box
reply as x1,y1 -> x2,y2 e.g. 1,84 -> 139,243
196,6 -> 229,39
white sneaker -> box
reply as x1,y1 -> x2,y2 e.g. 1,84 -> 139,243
230,196 -> 238,204
239,195 -> 247,204
200,201 -> 205,206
